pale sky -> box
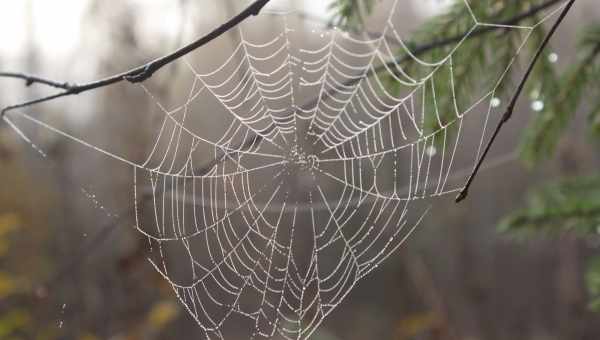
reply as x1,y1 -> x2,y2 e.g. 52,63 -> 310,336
0,1 -> 91,60
0,0 -> 187,64
0,0 -> 439,64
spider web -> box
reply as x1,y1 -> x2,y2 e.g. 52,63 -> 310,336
2,1 -> 567,339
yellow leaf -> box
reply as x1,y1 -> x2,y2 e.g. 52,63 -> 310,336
395,312 -> 436,339
0,239 -> 9,257
0,272 -> 17,298
147,301 -> 178,328
79,333 -> 100,340
0,214 -> 20,237
0,309 -> 31,338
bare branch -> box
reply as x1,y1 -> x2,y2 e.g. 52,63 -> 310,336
0,0 -> 271,117
455,0 -> 576,203
0,72 -> 74,90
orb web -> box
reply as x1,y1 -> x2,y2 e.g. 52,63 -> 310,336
1,1 -> 569,339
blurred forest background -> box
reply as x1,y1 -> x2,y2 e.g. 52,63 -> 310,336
1,0 -> 600,339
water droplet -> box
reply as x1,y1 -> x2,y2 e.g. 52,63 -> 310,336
491,97 -> 501,108
548,52 -> 558,63
531,100 -> 545,112
426,145 -> 437,157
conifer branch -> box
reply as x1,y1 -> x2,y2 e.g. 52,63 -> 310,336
455,0 -> 576,203
300,0 -> 564,110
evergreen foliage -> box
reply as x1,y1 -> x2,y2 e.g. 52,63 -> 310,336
330,0 -> 600,311
498,176 -> 600,236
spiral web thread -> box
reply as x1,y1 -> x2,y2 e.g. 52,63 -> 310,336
1,1 -> 568,339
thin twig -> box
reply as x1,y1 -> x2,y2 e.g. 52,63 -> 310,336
455,0 -> 576,203
0,0 -> 271,116
0,72 -> 74,89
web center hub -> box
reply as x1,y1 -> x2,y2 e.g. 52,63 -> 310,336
287,146 -> 319,171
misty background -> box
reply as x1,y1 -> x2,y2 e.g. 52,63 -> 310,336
1,1 -> 600,339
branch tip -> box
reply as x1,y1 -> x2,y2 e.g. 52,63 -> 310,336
455,189 -> 468,203
250,0 -> 270,16
454,0 -> 575,203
